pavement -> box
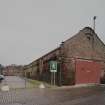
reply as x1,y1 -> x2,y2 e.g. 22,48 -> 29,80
0,86 -> 105,105
0,76 -> 105,105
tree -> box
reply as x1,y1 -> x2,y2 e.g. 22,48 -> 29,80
0,64 -> 4,75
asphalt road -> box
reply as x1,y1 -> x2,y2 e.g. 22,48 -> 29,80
0,76 -> 105,105
0,76 -> 26,89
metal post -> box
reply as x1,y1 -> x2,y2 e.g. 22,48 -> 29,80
54,72 -> 56,86
59,62 -> 62,86
25,77 -> 27,88
51,72 -> 53,85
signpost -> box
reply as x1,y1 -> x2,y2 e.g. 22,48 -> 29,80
49,61 -> 57,85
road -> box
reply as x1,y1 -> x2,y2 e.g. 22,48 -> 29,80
0,76 -> 26,89
0,76 -> 105,105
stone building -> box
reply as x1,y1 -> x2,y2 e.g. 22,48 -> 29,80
24,27 -> 105,85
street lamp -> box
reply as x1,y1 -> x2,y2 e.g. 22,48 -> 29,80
58,41 -> 64,86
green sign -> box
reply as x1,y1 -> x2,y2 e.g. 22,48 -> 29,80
50,61 -> 57,72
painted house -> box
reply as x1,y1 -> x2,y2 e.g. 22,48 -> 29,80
24,27 -> 105,85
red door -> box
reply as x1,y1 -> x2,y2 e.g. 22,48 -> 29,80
75,59 -> 101,84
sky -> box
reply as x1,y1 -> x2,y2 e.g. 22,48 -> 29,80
0,0 -> 105,65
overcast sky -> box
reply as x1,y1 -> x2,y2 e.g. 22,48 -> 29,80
0,0 -> 105,65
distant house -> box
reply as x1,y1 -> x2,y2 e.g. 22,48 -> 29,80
3,65 -> 23,76
23,27 -> 105,85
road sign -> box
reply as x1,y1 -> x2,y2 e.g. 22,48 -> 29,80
50,61 -> 57,72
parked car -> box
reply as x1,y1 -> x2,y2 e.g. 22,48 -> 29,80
0,75 -> 5,81
100,75 -> 105,84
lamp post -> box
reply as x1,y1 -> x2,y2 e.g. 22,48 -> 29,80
58,41 -> 64,86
